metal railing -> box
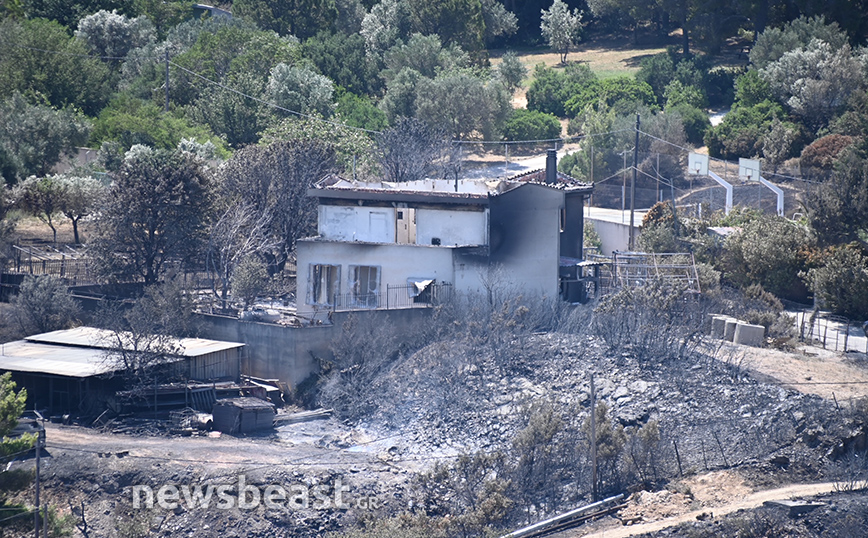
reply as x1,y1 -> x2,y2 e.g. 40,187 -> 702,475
330,282 -> 452,312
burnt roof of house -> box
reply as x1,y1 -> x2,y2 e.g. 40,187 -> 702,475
507,168 -> 594,193
309,172 -> 592,204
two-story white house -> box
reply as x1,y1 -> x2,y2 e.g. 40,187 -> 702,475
295,151 -> 594,319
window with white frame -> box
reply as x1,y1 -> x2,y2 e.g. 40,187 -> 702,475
308,264 -> 340,306
348,265 -> 380,308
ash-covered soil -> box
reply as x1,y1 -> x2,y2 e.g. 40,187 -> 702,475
363,333 -> 844,481
13,332 -> 866,537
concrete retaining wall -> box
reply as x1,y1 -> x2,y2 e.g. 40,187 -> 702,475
197,308 -> 433,387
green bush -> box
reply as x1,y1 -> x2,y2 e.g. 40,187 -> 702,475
719,214 -> 814,301
526,63 -> 596,117
805,244 -> 868,320
502,109 -> 561,141
335,91 -> 388,132
666,103 -> 711,146
636,52 -> 677,103
564,77 -> 657,117
704,100 -> 784,159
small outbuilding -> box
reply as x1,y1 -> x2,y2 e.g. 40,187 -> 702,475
0,327 -> 244,415
212,397 -> 275,434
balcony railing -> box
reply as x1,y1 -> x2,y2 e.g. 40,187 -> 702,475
331,282 -> 452,312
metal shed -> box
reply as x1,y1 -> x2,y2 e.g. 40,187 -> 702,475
212,397 -> 275,434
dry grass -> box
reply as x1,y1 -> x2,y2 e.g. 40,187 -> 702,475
490,34 -> 672,82
8,214 -> 94,247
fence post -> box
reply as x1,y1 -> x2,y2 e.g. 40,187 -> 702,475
386,284 -> 390,310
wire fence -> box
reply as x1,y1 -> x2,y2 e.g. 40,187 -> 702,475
795,311 -> 868,354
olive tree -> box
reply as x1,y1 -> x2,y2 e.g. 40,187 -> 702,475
75,9 -> 156,60
267,63 -> 335,117
0,93 -> 91,184
541,0 -> 583,64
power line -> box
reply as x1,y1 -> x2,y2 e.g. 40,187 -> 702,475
168,60 -> 384,136
0,40 -> 147,61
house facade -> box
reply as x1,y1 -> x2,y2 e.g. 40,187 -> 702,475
296,151 -> 594,320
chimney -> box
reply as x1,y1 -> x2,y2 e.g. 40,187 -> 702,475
545,149 -> 557,184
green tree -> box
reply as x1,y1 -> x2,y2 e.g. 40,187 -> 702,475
807,149 -> 868,245
166,22 -> 299,109
587,0 -> 657,45
380,67 -> 423,122
91,94 -> 226,153
540,0 -> 583,64
57,174 -> 104,245
0,94 -> 92,184
301,31 -> 382,96
666,103 -> 711,146
406,0 -> 487,58
89,146 -> 212,284
187,72 -> 271,148
267,63 -> 335,117
563,77 -> 657,117
663,80 -> 705,109
496,51 -> 527,94
750,16 -> 849,69
360,0 -> 413,58
805,244 -> 868,320
0,18 -> 112,116
720,214 -> 814,300
0,372 -> 34,460
259,116 -> 375,176
132,0 -> 191,38
480,0 -> 518,46
334,92 -> 389,132
636,52 -> 676,104
526,63 -> 596,117
232,0 -> 338,40
759,39 -> 865,130
11,275 -> 80,336
704,99 -> 784,159
415,70 -> 511,139
13,175 -> 66,243
74,9 -> 155,61
383,33 -> 469,82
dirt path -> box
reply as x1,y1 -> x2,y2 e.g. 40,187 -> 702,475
719,342 -> 868,403
574,482 -> 839,537
41,420 -> 393,472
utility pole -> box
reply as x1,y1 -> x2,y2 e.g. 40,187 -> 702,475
164,51 -> 170,113
628,113 -> 639,250
590,375 -> 598,502
33,436 -> 42,538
